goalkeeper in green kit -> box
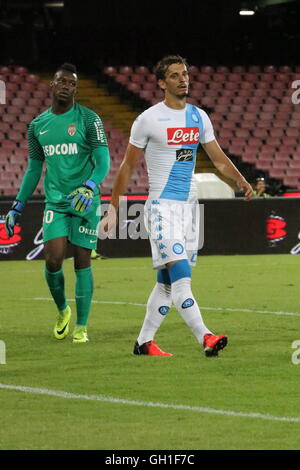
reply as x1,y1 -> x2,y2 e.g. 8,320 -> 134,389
5,63 -> 110,343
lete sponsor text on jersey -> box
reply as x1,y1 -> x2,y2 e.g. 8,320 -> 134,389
167,127 -> 200,145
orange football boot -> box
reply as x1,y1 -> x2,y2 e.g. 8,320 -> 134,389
203,334 -> 228,357
133,340 -> 173,356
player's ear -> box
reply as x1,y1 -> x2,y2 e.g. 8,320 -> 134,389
158,79 -> 166,91
50,72 -> 59,89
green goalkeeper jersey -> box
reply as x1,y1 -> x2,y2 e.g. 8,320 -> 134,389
28,103 -> 108,205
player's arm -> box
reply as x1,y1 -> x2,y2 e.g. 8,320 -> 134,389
67,112 -> 110,213
109,111 -> 147,209
89,146 -> 110,186
101,112 -> 146,233
102,143 -> 143,233
202,139 -> 253,201
15,158 -> 44,205
111,143 -> 143,209
5,123 -> 44,237
87,113 -> 110,187
16,121 -> 44,204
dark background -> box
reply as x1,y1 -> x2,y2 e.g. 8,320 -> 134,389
0,0 -> 300,71
1,198 -> 300,259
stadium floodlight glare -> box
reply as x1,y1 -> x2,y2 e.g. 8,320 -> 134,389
44,2 -> 64,7
239,8 -> 255,15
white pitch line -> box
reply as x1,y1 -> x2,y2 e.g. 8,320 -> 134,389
32,297 -> 147,307
0,383 -> 299,424
31,297 -> 300,317
200,306 -> 300,317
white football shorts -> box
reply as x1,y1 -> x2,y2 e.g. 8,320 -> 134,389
144,198 -> 200,270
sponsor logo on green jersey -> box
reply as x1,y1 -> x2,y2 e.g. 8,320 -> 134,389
78,226 -> 98,236
42,143 -> 78,156
94,119 -> 106,143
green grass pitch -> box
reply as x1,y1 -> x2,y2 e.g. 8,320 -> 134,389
0,254 -> 300,450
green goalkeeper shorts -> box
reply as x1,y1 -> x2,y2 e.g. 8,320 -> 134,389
42,196 -> 100,250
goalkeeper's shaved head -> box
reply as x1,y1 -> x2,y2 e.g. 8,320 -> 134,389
54,62 -> 78,79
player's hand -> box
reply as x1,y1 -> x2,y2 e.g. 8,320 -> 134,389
236,177 -> 253,201
5,200 -> 24,237
100,205 -> 118,237
67,180 -> 97,213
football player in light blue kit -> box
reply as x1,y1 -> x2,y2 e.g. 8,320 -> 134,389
102,55 -> 253,357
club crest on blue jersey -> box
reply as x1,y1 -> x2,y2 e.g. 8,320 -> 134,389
182,298 -> 194,309
172,243 -> 184,254
191,112 -> 199,123
159,306 -> 170,315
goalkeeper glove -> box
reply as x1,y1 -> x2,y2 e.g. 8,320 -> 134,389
5,200 -> 24,237
67,179 -> 97,213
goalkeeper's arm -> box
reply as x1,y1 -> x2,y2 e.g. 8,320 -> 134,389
5,120 -> 45,236
16,157 -> 44,205
67,146 -> 110,213
89,145 -> 110,187
5,157 -> 43,237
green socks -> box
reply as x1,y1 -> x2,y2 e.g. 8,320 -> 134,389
45,267 -> 67,311
75,267 -> 94,326
45,266 -> 93,326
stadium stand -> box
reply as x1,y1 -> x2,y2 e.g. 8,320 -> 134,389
0,66 -> 51,196
102,63 -> 300,193
1,63 -> 300,197
0,66 -> 147,196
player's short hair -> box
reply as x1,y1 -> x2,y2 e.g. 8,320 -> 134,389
155,55 -> 189,81
55,63 -> 77,76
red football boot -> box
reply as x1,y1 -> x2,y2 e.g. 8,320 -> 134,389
133,340 -> 173,356
203,334 -> 228,357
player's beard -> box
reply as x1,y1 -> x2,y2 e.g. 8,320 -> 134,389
177,91 -> 188,99
56,94 -> 74,108
57,97 -> 72,106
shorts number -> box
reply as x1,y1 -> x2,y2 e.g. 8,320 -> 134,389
45,210 -> 54,224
